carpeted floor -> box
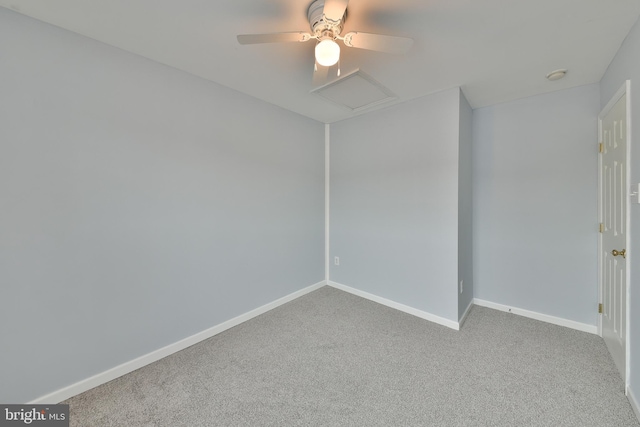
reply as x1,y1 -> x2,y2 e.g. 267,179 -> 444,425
65,286 -> 640,426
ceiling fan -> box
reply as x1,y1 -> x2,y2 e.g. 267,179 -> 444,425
237,0 -> 413,86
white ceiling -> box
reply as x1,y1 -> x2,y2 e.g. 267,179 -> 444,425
2,0 -> 639,123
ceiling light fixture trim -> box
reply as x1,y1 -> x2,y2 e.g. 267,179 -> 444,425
546,69 -> 568,81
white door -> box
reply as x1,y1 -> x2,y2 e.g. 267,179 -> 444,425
599,86 -> 629,382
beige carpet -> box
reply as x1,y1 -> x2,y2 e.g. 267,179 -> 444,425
65,286 -> 639,426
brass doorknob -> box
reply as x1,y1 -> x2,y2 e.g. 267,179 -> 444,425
612,249 -> 626,259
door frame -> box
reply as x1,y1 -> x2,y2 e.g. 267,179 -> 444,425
598,80 -> 631,391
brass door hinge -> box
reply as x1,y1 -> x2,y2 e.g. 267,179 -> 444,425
599,223 -> 604,233
599,303 -> 603,314
599,143 -> 604,153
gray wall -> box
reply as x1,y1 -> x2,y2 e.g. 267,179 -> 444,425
0,8 -> 324,403
600,15 -> 640,401
473,84 -> 600,325
458,91 -> 474,319
330,88 -> 461,322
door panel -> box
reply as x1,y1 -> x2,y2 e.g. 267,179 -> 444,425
600,92 -> 627,380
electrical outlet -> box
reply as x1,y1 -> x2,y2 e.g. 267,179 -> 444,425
459,280 -> 464,294
334,256 -> 340,266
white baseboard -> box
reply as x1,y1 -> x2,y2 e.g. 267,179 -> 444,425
629,385 -> 640,423
29,281 -> 326,404
473,298 -> 598,334
459,299 -> 474,328
328,281 -> 459,330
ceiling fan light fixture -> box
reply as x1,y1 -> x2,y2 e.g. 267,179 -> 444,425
315,39 -> 340,67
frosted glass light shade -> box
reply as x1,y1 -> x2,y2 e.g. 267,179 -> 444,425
315,39 -> 340,67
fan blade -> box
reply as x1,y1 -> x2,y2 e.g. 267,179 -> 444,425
323,0 -> 349,23
237,32 -> 312,45
312,61 -> 340,87
343,32 -> 413,54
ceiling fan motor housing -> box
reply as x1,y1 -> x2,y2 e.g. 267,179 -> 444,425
308,0 -> 346,38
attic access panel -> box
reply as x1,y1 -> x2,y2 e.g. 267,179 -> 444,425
311,70 -> 396,112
